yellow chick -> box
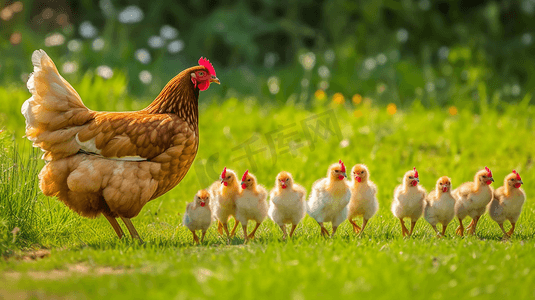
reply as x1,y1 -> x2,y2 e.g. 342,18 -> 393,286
453,167 -> 494,236
210,167 -> 240,237
488,170 -> 525,237
235,170 -> 268,242
268,171 -> 307,239
182,190 -> 211,244
347,164 -> 378,235
391,167 -> 427,237
424,176 -> 455,237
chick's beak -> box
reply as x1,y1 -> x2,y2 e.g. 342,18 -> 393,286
490,177 -> 494,182
520,180 -> 524,184
210,76 -> 220,85
415,178 -> 420,183
342,172 -> 347,178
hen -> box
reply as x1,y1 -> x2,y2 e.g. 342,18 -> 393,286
22,50 -> 219,242
488,170 -> 525,237
307,160 -> 351,237
453,167 -> 494,236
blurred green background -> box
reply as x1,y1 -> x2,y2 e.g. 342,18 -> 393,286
1,0 -> 534,111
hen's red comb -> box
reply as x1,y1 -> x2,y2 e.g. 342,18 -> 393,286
513,170 -> 522,180
241,170 -> 249,182
485,166 -> 492,177
198,57 -> 216,76
413,167 -> 419,178
339,160 -> 346,173
221,167 -> 226,179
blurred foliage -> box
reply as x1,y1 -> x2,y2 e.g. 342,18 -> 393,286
1,0 -> 535,108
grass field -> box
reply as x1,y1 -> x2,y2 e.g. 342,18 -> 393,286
1,80 -> 535,299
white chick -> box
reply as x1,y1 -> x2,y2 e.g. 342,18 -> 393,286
307,160 -> 351,237
268,171 -> 307,239
210,167 -> 241,237
182,189 -> 211,244
424,176 -> 455,237
235,170 -> 268,242
347,164 -> 378,235
392,167 -> 427,237
488,170 -> 526,237
453,167 -> 494,236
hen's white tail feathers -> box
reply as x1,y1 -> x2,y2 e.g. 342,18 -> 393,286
22,50 -> 93,160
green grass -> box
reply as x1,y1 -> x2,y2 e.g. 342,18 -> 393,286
1,79 -> 535,299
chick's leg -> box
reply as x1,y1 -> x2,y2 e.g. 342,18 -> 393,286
190,230 -> 200,245
360,219 -> 369,234
408,220 -> 417,237
104,215 -> 124,239
455,218 -> 464,237
506,223 -> 516,237
280,224 -> 288,239
399,218 -> 409,237
467,216 -> 480,235
349,219 -> 361,234
229,219 -> 240,237
441,223 -> 447,237
431,224 -> 439,237
120,217 -> 143,243
221,222 -> 230,237
248,222 -> 262,239
289,224 -> 298,238
331,226 -> 338,237
200,230 -> 207,243
498,223 -> 508,236
318,222 -> 329,237
217,221 -> 224,235
242,224 -> 248,243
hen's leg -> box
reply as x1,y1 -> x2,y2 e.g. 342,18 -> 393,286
455,218 -> 464,236
289,224 -> 298,238
280,224 -> 288,239
229,219 -> 240,237
506,223 -> 516,237
408,220 -> 417,237
248,222 -> 261,239
349,219 -> 361,234
104,215 -> 124,239
120,217 -> 143,243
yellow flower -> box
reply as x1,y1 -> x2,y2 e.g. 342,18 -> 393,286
352,94 -> 362,104
387,103 -> 397,115
333,93 -> 345,104
353,110 -> 363,118
314,90 -> 326,101
448,106 -> 458,116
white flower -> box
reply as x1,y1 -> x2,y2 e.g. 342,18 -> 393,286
167,40 -> 184,54
118,5 -> 144,24
96,65 -> 113,79
160,25 -> 178,39
79,21 -> 97,39
135,48 -> 151,64
139,70 -> 152,84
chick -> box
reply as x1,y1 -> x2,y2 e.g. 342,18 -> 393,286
268,171 -> 307,239
182,190 -> 211,244
235,170 -> 268,242
453,167 -> 494,236
424,176 -> 455,237
391,167 -> 427,237
307,160 -> 351,237
347,164 -> 378,235
488,170 -> 525,237
210,167 -> 241,237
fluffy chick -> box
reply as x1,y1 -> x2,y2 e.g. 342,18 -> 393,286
307,160 -> 351,237
210,167 -> 241,237
392,167 -> 427,237
235,170 -> 268,242
424,176 -> 455,237
268,171 -> 307,239
488,170 -> 525,237
182,190 -> 211,244
347,164 -> 378,235
453,167 -> 494,236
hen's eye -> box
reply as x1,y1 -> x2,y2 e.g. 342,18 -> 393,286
199,71 -> 204,76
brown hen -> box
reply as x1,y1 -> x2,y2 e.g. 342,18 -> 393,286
22,50 -> 219,242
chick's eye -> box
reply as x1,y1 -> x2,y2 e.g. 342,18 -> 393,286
361,171 -> 364,174
248,179 -> 251,181
226,176 -> 230,179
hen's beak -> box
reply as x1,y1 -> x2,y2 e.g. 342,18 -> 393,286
210,76 -> 220,85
